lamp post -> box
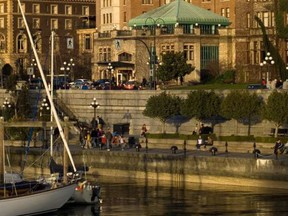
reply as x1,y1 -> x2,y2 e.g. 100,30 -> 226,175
40,97 -> 50,121
2,98 -> 12,121
144,17 -> 165,90
40,97 -> 50,148
107,63 -> 113,90
260,52 -> 275,85
90,97 -> 100,119
60,58 -> 75,86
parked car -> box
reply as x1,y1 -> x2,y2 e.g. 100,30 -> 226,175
69,79 -> 92,89
123,80 -> 141,90
91,79 -> 110,89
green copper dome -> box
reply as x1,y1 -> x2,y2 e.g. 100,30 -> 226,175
128,0 -> 230,27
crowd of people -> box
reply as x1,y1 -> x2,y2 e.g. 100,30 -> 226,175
79,116 -> 128,151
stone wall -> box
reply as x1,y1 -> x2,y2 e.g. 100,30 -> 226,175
9,148 -> 288,189
0,88 -> 281,137
55,89 -> 278,137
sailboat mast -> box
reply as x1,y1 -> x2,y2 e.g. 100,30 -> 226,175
17,0 -> 77,172
50,31 -> 54,157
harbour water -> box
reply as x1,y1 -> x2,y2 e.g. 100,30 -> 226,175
49,176 -> 288,216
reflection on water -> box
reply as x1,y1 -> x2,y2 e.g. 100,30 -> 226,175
51,176 -> 288,216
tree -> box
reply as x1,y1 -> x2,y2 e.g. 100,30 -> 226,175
143,92 -> 182,133
221,90 -> 264,136
180,90 -> 222,130
263,90 -> 288,137
156,52 -> 193,85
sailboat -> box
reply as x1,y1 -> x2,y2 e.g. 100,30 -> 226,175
0,1 -> 80,215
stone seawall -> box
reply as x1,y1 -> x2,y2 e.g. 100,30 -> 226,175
9,147 -> 288,190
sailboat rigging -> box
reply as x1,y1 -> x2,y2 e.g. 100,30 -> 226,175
0,1 -> 81,215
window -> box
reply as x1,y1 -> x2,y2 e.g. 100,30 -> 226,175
247,13 -> 251,28
84,34 -> 91,50
32,18 -> 40,29
51,19 -> 58,29
65,5 -> 72,15
226,8 -> 230,18
183,44 -> 194,61
124,12 -> 127,22
65,19 -> 72,30
263,12 -> 269,27
32,4 -> 40,14
142,0 -> 153,4
0,3 -> 4,13
82,6 -> 89,16
99,47 -> 111,62
0,34 -> 5,51
18,3 -> 25,13
0,18 -> 4,28
161,44 -> 174,55
201,46 -> 219,70
221,8 -> 225,17
51,5 -> 58,14
286,40 -> 288,63
17,35 -> 26,53
18,18 -> 25,29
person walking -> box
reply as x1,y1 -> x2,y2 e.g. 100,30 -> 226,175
273,139 -> 282,159
91,128 -> 98,148
85,130 -> 92,149
105,128 -> 113,151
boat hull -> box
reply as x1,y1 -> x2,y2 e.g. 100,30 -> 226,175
0,183 -> 76,216
70,182 -> 101,204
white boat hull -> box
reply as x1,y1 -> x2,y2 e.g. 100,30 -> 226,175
70,182 -> 101,204
0,183 -> 76,216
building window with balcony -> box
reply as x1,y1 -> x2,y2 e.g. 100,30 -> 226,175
33,18 -> 40,29
65,5 -> 72,15
65,19 -> 72,30
33,4 -> 40,14
183,44 -> 194,61
51,19 -> 58,30
0,18 -> 4,29
0,34 -> 5,52
84,34 -> 91,50
51,5 -> 58,14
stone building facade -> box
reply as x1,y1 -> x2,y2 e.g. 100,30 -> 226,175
94,0 -> 286,84
0,0 -> 95,81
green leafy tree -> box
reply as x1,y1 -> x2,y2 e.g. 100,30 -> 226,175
156,51 -> 193,85
221,90 -> 264,136
143,92 -> 182,133
263,91 -> 288,137
180,90 -> 222,130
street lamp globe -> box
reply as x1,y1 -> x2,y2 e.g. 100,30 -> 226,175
90,97 -> 100,119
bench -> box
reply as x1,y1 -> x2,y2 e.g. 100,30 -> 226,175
269,128 -> 288,137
